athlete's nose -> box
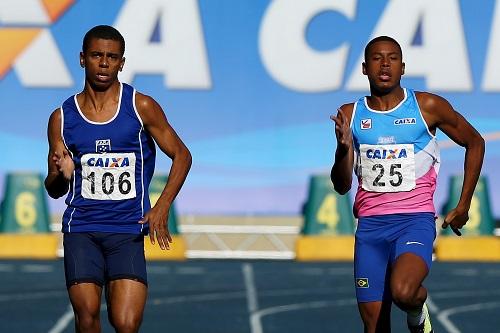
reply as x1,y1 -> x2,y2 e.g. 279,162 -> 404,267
99,56 -> 109,67
381,56 -> 390,67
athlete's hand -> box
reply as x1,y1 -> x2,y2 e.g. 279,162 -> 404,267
139,205 -> 173,250
330,108 -> 352,152
53,150 -> 74,181
442,207 -> 469,236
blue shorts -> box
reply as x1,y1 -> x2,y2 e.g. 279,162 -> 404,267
354,212 -> 436,302
63,232 -> 147,288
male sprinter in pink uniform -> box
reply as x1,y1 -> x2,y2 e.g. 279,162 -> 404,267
331,36 -> 484,333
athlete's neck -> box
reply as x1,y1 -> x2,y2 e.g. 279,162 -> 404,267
80,81 -> 121,113
367,86 -> 405,111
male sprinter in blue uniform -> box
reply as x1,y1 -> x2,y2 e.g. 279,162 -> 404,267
331,36 -> 484,333
45,25 -> 191,333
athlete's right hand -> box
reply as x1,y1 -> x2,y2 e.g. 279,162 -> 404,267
140,204 -> 173,250
330,108 -> 352,152
53,150 -> 74,181
442,207 -> 469,236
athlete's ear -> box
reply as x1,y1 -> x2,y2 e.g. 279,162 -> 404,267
79,52 -> 85,68
401,62 -> 405,75
362,62 -> 367,75
119,57 -> 125,72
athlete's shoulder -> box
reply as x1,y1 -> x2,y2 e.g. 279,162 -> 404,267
48,108 -> 62,126
134,92 -> 159,111
133,92 -> 166,127
414,91 -> 451,110
338,102 -> 356,120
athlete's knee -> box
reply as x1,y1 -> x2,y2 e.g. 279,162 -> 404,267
391,280 -> 422,308
74,311 -> 100,332
110,313 -> 143,333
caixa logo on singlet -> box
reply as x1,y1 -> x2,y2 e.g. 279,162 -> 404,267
0,0 -> 75,87
86,156 -> 131,168
365,148 -> 408,160
394,118 -> 416,125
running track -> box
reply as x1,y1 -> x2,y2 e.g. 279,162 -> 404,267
0,260 -> 498,332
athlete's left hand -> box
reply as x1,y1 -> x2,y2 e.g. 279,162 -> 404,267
442,207 -> 469,236
139,205 -> 173,250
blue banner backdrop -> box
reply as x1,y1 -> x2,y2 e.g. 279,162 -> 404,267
0,0 -> 498,216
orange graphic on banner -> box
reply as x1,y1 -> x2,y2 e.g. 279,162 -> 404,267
41,0 -> 75,22
0,29 -> 41,78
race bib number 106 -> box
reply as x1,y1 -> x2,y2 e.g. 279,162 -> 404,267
360,144 -> 416,193
81,153 -> 137,200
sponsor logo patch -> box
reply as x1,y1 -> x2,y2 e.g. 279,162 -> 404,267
406,241 -> 425,246
356,278 -> 369,288
394,118 -> 416,125
361,118 -> 372,129
96,139 -> 111,153
365,148 -> 408,159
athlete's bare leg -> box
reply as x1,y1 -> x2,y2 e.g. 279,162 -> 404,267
358,300 -> 392,333
106,279 -> 147,333
390,253 -> 428,312
68,283 -> 103,333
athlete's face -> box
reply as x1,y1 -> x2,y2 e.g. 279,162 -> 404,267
363,41 -> 404,93
80,38 -> 125,90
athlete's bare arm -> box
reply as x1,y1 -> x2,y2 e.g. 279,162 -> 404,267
135,93 -> 192,250
331,103 -> 355,194
45,109 -> 75,199
416,92 -> 485,235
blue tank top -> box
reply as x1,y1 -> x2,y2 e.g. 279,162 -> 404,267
61,83 -> 155,233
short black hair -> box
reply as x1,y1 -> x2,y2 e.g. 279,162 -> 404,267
364,36 -> 402,61
82,25 -> 125,56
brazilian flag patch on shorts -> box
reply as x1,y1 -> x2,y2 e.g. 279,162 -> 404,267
356,278 -> 369,288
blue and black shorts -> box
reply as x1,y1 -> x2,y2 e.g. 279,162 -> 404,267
354,212 -> 436,302
63,232 -> 147,288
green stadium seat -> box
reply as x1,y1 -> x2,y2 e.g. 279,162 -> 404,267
440,175 -> 495,236
0,173 -> 51,233
302,174 -> 355,235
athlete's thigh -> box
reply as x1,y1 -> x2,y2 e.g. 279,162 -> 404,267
107,279 -> 147,321
391,213 -> 436,285
63,232 -> 106,287
355,217 -> 392,302
102,233 -> 148,284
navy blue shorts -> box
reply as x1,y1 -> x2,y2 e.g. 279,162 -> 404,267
63,232 -> 147,288
354,212 -> 436,302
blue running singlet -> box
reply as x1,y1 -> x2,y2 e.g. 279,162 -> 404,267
60,83 -> 155,234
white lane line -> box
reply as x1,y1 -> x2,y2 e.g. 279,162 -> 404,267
47,303 -> 73,333
242,263 -> 260,333
0,290 -> 66,302
21,264 -> 54,273
175,267 -> 205,275
430,288 -> 500,299
426,295 -> 439,313
151,291 -> 246,305
0,264 -> 14,272
147,266 -> 171,274
436,301 -> 500,333
251,298 -> 357,327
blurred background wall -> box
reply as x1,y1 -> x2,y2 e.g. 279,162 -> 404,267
0,0 -> 498,222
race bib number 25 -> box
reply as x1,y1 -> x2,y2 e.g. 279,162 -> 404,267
81,153 -> 136,200
360,144 -> 415,193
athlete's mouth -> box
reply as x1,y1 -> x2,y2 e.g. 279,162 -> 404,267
96,73 -> 110,81
378,71 -> 391,81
